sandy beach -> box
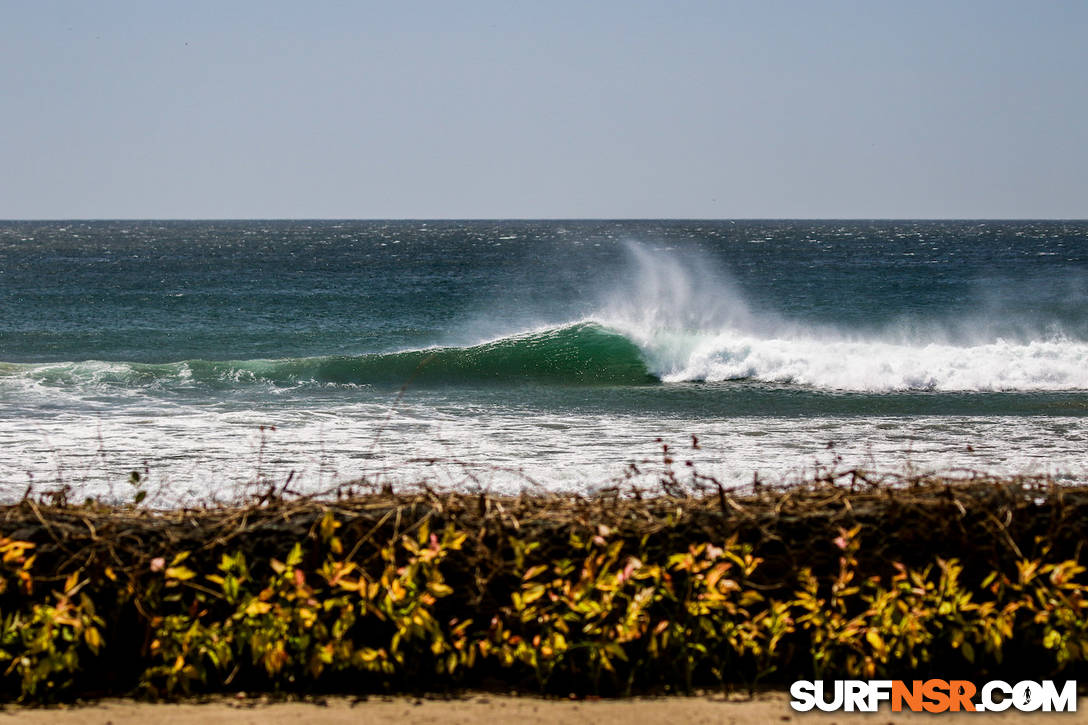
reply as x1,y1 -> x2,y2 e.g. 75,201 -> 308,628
5,693 -> 1085,724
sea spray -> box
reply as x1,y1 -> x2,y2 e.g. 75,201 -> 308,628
589,241 -> 1088,391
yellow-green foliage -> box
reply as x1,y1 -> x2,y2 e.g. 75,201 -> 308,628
1,517 -> 1088,701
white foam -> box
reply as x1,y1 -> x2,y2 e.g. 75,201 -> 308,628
596,241 -> 1088,392
625,331 -> 1088,391
1,403 -> 1084,504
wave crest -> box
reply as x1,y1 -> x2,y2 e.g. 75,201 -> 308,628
3,323 -> 655,390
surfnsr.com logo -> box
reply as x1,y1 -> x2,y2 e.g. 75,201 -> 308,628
789,679 -> 1077,713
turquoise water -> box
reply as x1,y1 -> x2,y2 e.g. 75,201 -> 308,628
1,220 -> 1086,501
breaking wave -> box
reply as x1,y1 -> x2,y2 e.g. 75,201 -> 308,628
4,322 -> 1088,392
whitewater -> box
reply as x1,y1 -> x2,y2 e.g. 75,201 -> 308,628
1,220 -> 1085,503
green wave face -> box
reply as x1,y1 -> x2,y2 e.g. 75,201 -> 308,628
306,323 -> 656,386
5,323 -> 656,389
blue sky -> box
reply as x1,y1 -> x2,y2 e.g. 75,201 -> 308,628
2,1 -> 1086,218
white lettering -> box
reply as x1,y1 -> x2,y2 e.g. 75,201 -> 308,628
815,680 -> 844,712
789,680 -> 816,712
868,680 -> 893,711
981,680 -> 1013,712
844,680 -> 869,711
1013,681 -> 1043,712
1040,680 -> 1077,713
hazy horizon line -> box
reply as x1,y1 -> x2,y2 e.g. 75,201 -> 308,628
3,217 -> 1087,223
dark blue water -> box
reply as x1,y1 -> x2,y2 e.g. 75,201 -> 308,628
1,220 -> 1086,501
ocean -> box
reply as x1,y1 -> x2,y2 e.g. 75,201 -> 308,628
1,220 -> 1085,504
